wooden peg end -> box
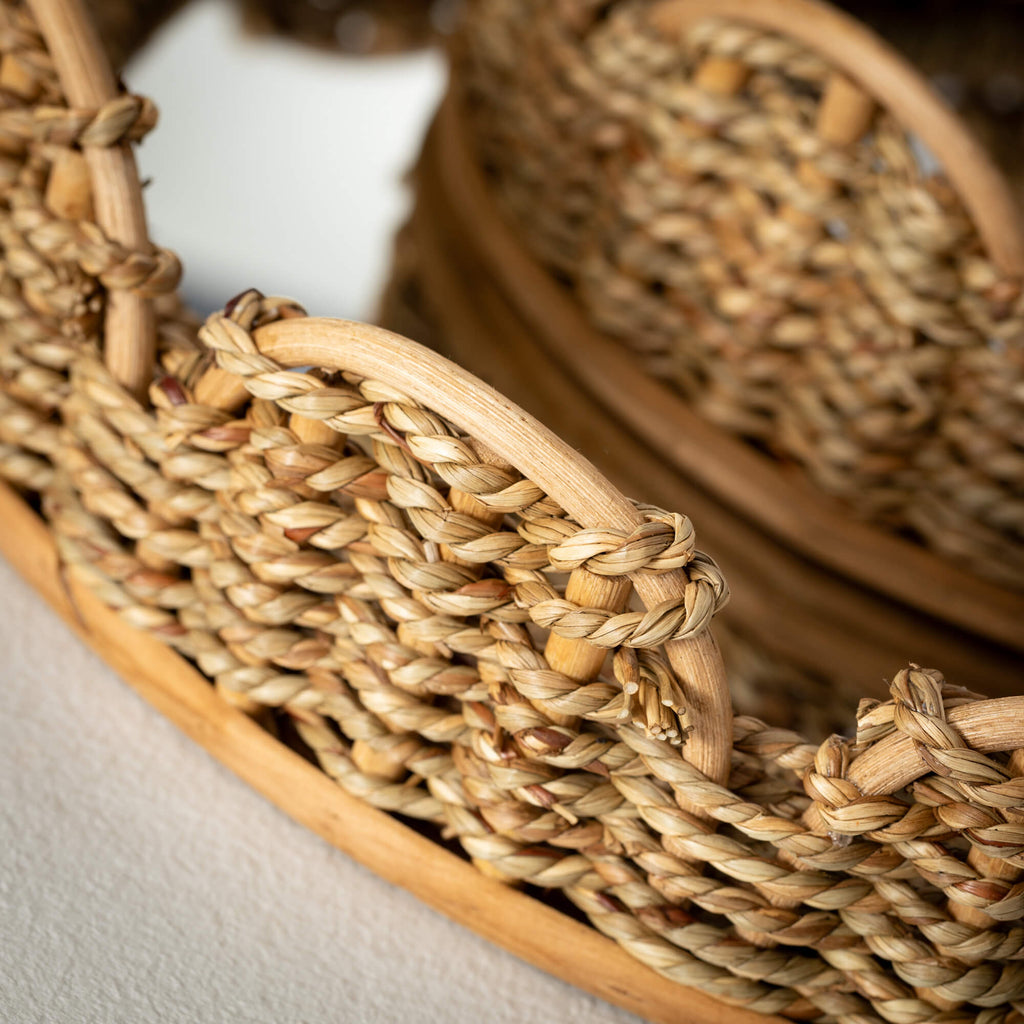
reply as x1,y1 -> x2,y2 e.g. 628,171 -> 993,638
693,55 -> 750,96
817,72 -> 876,147
289,413 -> 344,448
45,149 -> 94,222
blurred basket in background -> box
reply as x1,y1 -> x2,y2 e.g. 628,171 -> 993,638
380,0 -> 1024,732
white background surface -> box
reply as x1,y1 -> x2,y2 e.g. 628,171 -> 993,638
0,4 -> 645,1021
129,0 -> 446,318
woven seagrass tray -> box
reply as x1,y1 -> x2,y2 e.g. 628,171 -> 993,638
1,2 -> 1023,1023
381,0 -> 1024,733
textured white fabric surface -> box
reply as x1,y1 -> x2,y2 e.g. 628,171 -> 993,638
0,5 -> 646,1021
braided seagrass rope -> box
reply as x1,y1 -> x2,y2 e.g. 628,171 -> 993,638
2,3 -> 1023,1021
6,199 -> 182,294
0,92 -> 157,144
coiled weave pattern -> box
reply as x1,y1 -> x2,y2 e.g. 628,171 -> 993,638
0,4 -> 1022,1024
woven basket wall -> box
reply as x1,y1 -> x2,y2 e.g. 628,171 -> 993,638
1,2 -> 1022,1024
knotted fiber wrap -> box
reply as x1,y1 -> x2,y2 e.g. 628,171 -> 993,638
1,2 -> 1023,1023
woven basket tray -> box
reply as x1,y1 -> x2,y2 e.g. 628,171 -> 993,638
1,2 -> 1023,1023
380,0 -> 1024,733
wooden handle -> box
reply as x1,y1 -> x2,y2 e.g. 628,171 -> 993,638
651,0 -> 1024,277
28,0 -> 156,397
199,317 -> 734,787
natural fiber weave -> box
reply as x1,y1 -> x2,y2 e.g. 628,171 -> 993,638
1,3 -> 1023,1024
380,215 -> 865,738
454,0 -> 1024,590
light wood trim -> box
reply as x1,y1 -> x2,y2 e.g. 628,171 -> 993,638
847,699 -> 1024,795
0,479 -> 765,1024
201,317 -> 733,786
28,0 -> 155,396
650,0 -> 1024,276
543,570 -> 632,727
432,91 -> 1024,657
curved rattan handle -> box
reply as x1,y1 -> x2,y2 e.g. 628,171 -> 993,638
28,0 -> 155,396
652,0 -> 1024,277
197,315 -> 735,787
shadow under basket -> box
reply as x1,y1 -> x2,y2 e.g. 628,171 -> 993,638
379,0 -> 1024,733
1,2 -> 1024,1024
